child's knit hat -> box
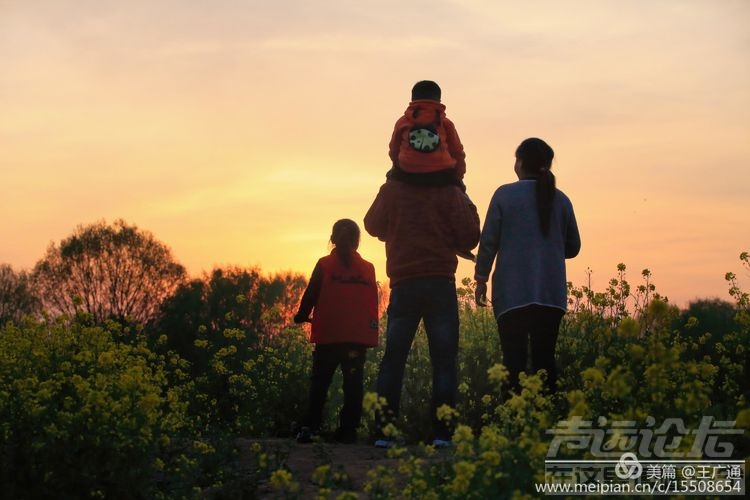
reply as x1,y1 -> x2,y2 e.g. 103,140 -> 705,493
411,80 -> 441,102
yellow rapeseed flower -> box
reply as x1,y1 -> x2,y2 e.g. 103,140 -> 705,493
382,422 -> 399,437
450,461 -> 477,494
436,404 -> 459,423
335,492 -> 359,500
487,363 -> 509,385
453,424 -> 475,457
312,464 -> 331,485
480,450 -> 501,466
363,391 -> 382,414
479,426 -> 508,450
270,469 -> 299,493
453,424 -> 473,443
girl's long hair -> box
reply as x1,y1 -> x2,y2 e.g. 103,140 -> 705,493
330,219 -> 360,268
516,138 -> 556,236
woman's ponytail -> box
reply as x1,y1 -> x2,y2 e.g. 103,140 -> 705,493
516,138 -> 556,236
536,167 -> 556,236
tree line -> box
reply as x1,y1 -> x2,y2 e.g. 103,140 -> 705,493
2,219 -> 745,347
0,219 -> 308,348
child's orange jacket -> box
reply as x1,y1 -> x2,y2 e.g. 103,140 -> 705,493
388,99 -> 466,179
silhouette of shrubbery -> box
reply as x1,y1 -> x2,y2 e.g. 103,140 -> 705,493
2,238 -> 748,497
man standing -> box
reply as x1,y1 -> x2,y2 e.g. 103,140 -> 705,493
364,179 -> 480,447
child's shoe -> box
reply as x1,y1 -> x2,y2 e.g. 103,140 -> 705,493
296,426 -> 314,444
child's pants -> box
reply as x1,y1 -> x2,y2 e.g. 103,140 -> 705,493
304,342 -> 367,432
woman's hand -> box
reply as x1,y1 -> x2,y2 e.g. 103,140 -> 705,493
293,313 -> 312,324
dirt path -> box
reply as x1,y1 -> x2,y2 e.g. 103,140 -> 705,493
244,438 -> 417,498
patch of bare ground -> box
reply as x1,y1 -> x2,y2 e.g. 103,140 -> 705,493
239,437 -> 447,498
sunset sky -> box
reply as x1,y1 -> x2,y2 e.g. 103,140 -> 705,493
2,0 -> 749,308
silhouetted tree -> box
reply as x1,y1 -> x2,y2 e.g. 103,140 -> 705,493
32,219 -> 186,325
0,264 -> 40,326
674,297 -> 738,367
257,272 -> 308,337
151,267 -> 307,370
679,298 -> 737,338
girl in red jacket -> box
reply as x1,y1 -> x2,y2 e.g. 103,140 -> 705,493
293,219 -> 379,443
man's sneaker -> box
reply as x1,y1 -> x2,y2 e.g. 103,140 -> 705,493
374,438 -> 395,449
432,438 -> 452,449
296,426 -> 313,444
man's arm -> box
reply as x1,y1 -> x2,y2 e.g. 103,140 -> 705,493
451,189 -> 480,255
473,195 -> 500,307
364,183 -> 389,241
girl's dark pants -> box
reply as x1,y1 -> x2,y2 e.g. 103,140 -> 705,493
496,304 -> 564,396
304,342 -> 367,433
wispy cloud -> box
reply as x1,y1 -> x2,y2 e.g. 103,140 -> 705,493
259,34 -> 461,53
146,164 -> 374,218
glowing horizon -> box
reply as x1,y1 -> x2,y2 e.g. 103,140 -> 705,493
2,1 -> 749,308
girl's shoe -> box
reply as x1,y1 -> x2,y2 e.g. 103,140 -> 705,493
374,438 -> 394,449
296,426 -> 314,443
432,438 -> 452,448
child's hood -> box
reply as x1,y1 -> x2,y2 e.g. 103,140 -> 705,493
404,99 -> 447,124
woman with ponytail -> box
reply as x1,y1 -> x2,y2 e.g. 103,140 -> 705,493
474,138 -> 581,395
293,219 -> 379,443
